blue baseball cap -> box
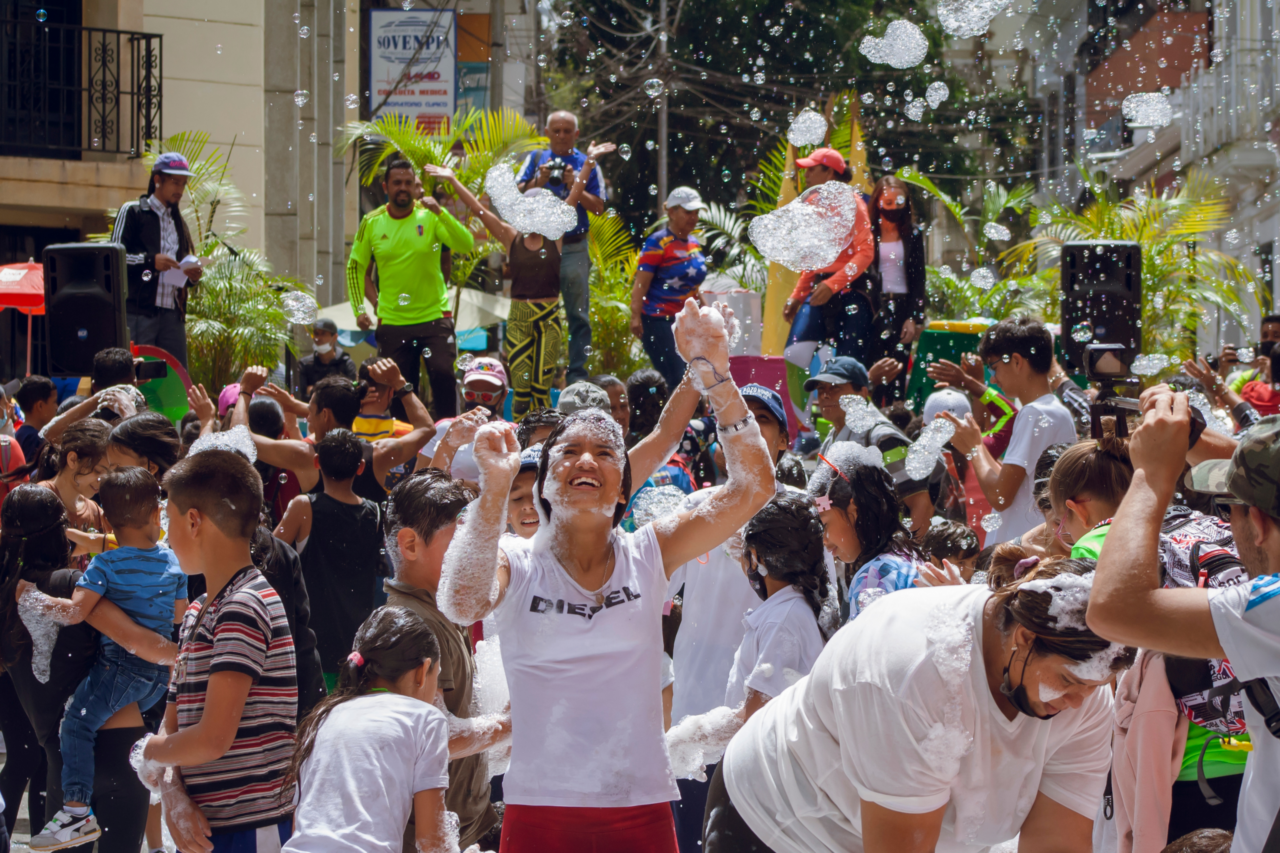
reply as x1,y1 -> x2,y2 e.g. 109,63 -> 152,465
518,443 -> 543,473
740,383 -> 788,430
152,152 -> 195,176
804,356 -> 870,393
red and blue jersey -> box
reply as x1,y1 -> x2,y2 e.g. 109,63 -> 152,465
638,228 -> 708,317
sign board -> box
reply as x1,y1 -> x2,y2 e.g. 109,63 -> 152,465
369,9 -> 457,133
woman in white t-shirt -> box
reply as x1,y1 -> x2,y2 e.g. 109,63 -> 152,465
436,298 -> 777,853
284,606 -> 455,853
707,560 -> 1136,853
869,176 -> 926,405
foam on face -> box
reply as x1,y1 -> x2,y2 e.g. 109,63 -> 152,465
532,416 -> 627,536
1066,643 -> 1129,682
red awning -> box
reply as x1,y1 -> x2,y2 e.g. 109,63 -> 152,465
0,263 -> 44,315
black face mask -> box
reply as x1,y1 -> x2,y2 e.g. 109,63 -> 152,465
1000,646 -> 1056,720
746,553 -> 769,602
878,204 -> 910,225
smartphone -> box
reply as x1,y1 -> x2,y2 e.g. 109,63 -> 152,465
135,361 -> 168,382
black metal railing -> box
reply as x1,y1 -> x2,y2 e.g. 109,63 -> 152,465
0,18 -> 161,159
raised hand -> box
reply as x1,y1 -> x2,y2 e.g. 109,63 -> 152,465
186,384 -> 215,425
444,407 -> 491,449
939,411 -> 983,454
422,163 -> 457,183
1131,391 -> 1191,496
472,421 -> 521,489
673,298 -> 730,374
868,358 -> 904,388
238,366 -> 269,397
368,357 -> 407,390
913,559 -> 965,588
586,141 -> 616,159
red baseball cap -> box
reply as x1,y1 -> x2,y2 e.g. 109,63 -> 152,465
795,148 -> 847,172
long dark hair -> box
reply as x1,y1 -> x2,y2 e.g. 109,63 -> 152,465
744,492 -> 833,640
36,418 -> 112,484
0,485 -> 71,665
288,606 -> 440,787
808,441 -> 924,572
869,175 -> 925,298
111,413 -> 181,480
535,409 -> 632,528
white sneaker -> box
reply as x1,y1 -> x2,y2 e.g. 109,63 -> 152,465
29,809 -> 102,851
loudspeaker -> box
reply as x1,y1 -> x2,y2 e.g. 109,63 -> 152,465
1059,241 -> 1142,375
43,242 -> 130,377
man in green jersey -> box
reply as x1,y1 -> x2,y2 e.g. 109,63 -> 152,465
347,158 -> 475,419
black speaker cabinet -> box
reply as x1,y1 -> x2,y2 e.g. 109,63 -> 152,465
1059,241 -> 1143,374
42,242 -> 130,378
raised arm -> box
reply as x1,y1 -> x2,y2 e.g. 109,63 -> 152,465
186,383 -> 216,438
422,164 -> 517,249
564,141 -> 615,211
627,366 -> 703,495
654,299 -> 776,573
1088,392 -> 1224,659
436,422 -> 520,624
369,357 -> 434,432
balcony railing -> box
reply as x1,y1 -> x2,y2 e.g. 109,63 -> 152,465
1178,46 -> 1277,164
0,18 -> 161,159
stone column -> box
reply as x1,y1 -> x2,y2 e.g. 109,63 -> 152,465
264,0 -> 301,278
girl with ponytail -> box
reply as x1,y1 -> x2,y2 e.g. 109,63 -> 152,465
1047,423 -> 1134,560
33,419 -> 112,570
284,605 -> 458,853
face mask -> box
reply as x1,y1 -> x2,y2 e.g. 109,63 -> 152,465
747,553 -> 769,602
313,342 -> 333,354
878,204 -> 909,224
1000,646 -> 1055,719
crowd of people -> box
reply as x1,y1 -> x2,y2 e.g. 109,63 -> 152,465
2,105 -> 1280,853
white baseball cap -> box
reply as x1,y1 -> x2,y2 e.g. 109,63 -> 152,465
922,387 -> 972,425
665,186 -> 706,211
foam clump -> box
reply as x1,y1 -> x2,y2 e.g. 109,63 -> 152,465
905,100 -> 927,122
838,394 -> 881,434
980,511 -> 1003,533
665,705 -> 742,781
484,163 -> 578,240
631,485 -> 688,529
983,222 -> 1011,241
1188,390 -> 1234,437
1067,643 -> 1130,681
856,587 -> 887,612
926,82 -> 950,109
281,291 -> 318,325
1131,353 -> 1170,376
187,424 -> 258,464
858,20 -> 929,69
970,268 -> 996,290
786,108 -> 828,147
938,0 -> 1014,37
747,182 -> 860,273
1122,92 -> 1173,127
906,417 -> 954,481
129,733 -> 166,805
1019,570 -> 1094,631
18,586 -> 62,683
922,608 -> 975,778
472,635 -> 511,776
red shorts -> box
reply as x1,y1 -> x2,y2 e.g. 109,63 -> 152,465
499,803 -> 679,853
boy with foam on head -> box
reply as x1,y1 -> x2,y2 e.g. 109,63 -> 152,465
507,443 -> 545,538
139,450 -> 297,853
25,467 -> 186,851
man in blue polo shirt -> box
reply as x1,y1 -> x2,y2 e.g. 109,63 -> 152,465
517,110 -> 611,383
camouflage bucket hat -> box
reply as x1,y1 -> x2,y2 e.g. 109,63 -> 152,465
1186,415 -> 1280,516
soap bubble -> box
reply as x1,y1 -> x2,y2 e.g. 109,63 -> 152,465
1131,353 -> 1171,376
484,163 -> 578,240
293,89 -> 310,107
906,417 -> 955,481
858,19 -> 929,68
881,156 -> 893,171
747,182 -> 860,272
536,54 -> 548,67
457,353 -> 475,371
1188,390 -> 1235,437
298,25 -> 310,38
398,293 -> 411,306
643,78 -> 665,98
750,107 -> 762,121
983,222 -> 1011,241
938,0 -> 1014,37
786,108 -> 828,147
1237,346 -> 1256,363
345,93 -> 359,109
631,485 -> 687,528
905,100 -> 927,122
618,144 -> 632,161
279,472 -> 289,484
926,82 -> 951,109
980,511 -> 1003,532
970,268 -> 997,290
646,139 -> 656,150
1070,323 -> 1094,343
315,274 -> 324,287
281,291 -> 318,324
35,9 -> 47,21
141,270 -> 153,282
1225,229 -> 1242,246
1121,92 -> 1173,128
401,0 -> 413,8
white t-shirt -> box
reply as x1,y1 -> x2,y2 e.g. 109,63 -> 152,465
491,524 -> 679,807
284,694 -> 450,853
1209,576 -> 1280,853
879,240 -> 908,294
724,586 -> 825,706
667,488 -> 764,724
990,393 -> 1076,544
722,585 -> 1114,853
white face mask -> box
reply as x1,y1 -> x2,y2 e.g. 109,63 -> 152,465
313,342 -> 333,354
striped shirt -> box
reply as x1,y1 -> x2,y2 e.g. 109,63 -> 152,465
169,567 -> 297,832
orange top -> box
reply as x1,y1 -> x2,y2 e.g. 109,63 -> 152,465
789,194 -> 875,303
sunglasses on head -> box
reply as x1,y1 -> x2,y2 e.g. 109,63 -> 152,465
464,388 -> 503,404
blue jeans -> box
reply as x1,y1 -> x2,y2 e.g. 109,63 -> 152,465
209,819 -> 291,852
785,289 -> 876,365
671,765 -> 714,853
560,240 -> 592,382
60,644 -> 168,805
640,313 -> 687,393
126,308 -> 188,367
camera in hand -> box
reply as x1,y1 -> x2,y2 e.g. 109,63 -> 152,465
545,157 -> 568,187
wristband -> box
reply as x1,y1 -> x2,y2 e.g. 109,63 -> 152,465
717,413 -> 756,435
689,356 -> 732,389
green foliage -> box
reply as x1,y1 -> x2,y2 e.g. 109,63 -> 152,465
585,212 -> 650,379
923,265 -> 1057,324
897,165 -> 1033,261
696,202 -> 767,292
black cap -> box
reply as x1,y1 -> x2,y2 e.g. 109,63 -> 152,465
312,317 -> 338,334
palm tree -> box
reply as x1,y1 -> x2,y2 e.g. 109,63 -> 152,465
696,202 -> 768,292
585,211 -> 649,379
1001,166 -> 1266,370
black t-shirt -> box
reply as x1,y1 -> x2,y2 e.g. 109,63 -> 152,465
5,568 -> 98,745
295,349 -> 357,399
